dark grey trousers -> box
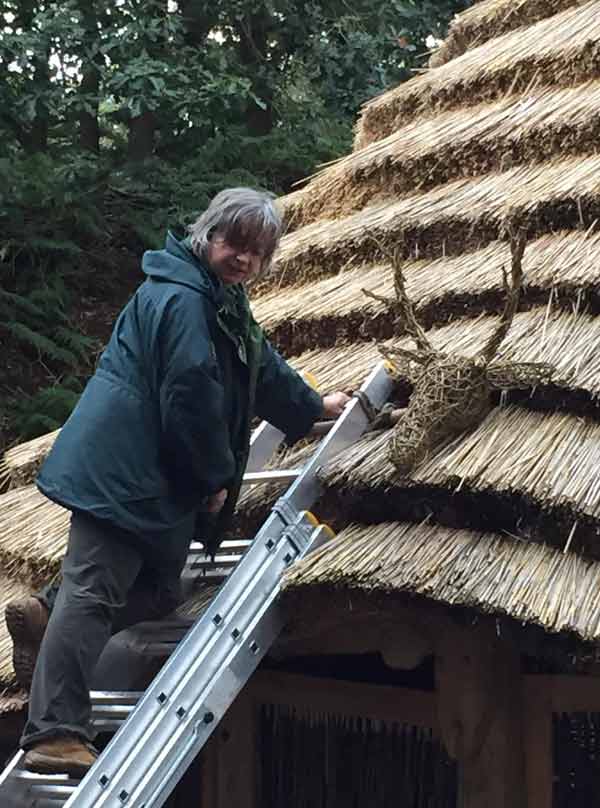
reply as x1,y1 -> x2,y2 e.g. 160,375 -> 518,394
22,511 -> 190,748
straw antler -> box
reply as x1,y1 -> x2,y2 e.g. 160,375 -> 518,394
480,232 -> 526,364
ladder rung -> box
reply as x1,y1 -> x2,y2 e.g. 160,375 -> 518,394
188,539 -> 251,556
188,553 -> 241,569
242,469 -> 302,485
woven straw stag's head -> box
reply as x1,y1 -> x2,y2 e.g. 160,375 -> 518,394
366,235 -> 554,476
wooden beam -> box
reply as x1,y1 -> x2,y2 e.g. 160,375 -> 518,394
524,674 -> 600,713
249,669 -> 437,729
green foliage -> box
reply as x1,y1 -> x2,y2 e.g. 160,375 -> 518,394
10,378 -> 83,439
0,0 -> 470,442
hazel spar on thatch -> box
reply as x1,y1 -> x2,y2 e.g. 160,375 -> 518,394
354,0 -> 600,148
366,235 -> 554,475
285,79 -> 600,230
284,520 -> 600,642
428,0 -> 584,69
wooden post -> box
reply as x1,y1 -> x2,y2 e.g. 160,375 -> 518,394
435,618 -> 526,808
200,687 -> 257,808
522,679 -> 553,808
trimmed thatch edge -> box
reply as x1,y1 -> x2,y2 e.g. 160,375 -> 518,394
290,81 -> 600,231
429,0 -> 583,68
355,1 -> 600,148
265,283 -> 600,359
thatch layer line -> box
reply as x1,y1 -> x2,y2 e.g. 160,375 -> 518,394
289,79 -> 600,229
270,154 -> 600,291
429,0 -> 584,68
354,0 -> 600,148
321,405 -> 600,531
287,307 -> 600,408
284,520 -> 600,642
257,230 -> 600,354
0,430 -> 59,491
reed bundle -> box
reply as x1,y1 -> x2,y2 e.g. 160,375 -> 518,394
321,405 -> 600,524
176,582 -> 219,620
271,153 -> 600,291
0,430 -> 59,490
0,486 -> 70,585
429,0 -> 584,68
0,574 -> 34,685
256,231 -> 600,355
287,80 -> 600,230
355,0 -> 600,148
284,521 -> 600,642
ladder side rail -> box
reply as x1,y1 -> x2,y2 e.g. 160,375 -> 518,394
245,420 -> 285,473
283,360 -> 392,513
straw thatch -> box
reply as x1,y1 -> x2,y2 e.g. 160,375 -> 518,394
286,79 -> 600,230
288,306 -> 600,415
284,521 -> 600,642
0,430 -> 59,491
0,486 -> 70,586
319,405 -> 600,557
270,153 -> 600,291
429,0 -> 585,68
354,0 -> 600,148
257,231 -> 600,354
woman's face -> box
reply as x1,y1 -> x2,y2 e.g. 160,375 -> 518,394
206,234 -> 264,285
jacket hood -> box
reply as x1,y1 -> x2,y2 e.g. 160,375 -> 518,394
142,232 -> 222,299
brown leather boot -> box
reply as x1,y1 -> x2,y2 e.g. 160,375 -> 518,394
5,597 -> 49,689
24,736 -> 98,778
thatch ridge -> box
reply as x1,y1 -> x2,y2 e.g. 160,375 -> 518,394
320,405 -> 600,558
0,429 -> 59,491
354,0 -> 600,148
270,153 -> 600,291
287,79 -> 600,230
284,521 -> 600,642
429,0 -> 584,68
256,231 -> 600,355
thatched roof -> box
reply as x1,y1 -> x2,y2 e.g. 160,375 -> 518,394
3,0 -> 600,688
256,230 -> 600,355
268,0 -> 600,645
0,430 -> 59,491
428,0 -> 584,68
285,521 -> 600,642
354,0 -> 600,148
272,153 -> 600,292
285,79 -> 600,230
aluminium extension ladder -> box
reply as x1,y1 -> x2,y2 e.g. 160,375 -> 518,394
0,360 -> 393,808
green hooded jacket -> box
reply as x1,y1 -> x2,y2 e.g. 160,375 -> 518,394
37,233 -> 323,560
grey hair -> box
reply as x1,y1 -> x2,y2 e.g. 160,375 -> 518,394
188,187 -> 283,278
